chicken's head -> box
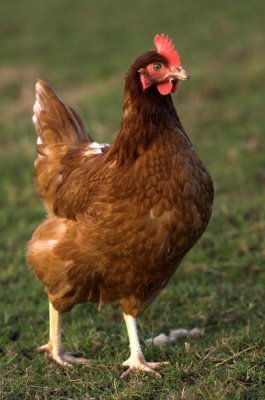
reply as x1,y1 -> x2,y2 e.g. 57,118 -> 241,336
138,34 -> 189,96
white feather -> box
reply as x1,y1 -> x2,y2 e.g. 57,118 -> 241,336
89,141 -> 109,149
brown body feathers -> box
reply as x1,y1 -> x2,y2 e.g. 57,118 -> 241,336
27,52 -> 213,318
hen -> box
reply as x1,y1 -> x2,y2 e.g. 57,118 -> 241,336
27,34 -> 214,377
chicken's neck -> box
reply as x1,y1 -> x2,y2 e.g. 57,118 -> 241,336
108,74 -> 184,167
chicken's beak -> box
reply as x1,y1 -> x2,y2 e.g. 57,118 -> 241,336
170,67 -> 190,81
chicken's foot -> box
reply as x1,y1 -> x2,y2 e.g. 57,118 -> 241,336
37,302 -> 90,366
122,313 -> 168,378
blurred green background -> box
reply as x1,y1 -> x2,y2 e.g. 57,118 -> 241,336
1,1 -> 265,399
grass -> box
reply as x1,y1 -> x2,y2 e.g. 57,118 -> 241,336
1,0 -> 265,399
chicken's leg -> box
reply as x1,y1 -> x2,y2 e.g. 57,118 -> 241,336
121,313 -> 168,378
37,301 -> 89,366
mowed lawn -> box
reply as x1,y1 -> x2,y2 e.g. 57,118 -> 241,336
1,1 -> 265,399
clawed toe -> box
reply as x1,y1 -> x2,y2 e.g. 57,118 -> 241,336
146,361 -> 169,369
61,352 -> 91,365
37,344 -> 90,366
37,343 -> 51,353
46,351 -> 73,366
121,360 -> 168,378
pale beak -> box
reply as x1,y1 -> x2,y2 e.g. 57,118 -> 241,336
170,66 -> 190,81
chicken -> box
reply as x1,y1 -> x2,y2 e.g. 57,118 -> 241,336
27,34 -> 214,377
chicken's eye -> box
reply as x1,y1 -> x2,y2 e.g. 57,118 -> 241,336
152,63 -> 162,71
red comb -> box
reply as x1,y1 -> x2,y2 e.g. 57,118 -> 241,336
154,34 -> 181,67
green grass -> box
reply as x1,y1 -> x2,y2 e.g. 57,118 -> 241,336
1,1 -> 265,399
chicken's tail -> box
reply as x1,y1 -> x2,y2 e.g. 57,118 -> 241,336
32,80 -> 96,214
32,80 -> 93,154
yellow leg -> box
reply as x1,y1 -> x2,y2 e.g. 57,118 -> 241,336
121,313 -> 168,378
37,301 -> 89,366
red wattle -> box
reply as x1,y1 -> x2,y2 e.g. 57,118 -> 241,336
171,81 -> 179,93
157,81 -> 173,95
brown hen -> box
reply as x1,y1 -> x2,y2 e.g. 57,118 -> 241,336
27,34 -> 214,377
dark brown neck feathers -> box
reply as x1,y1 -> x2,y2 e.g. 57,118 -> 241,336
108,51 -> 182,166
